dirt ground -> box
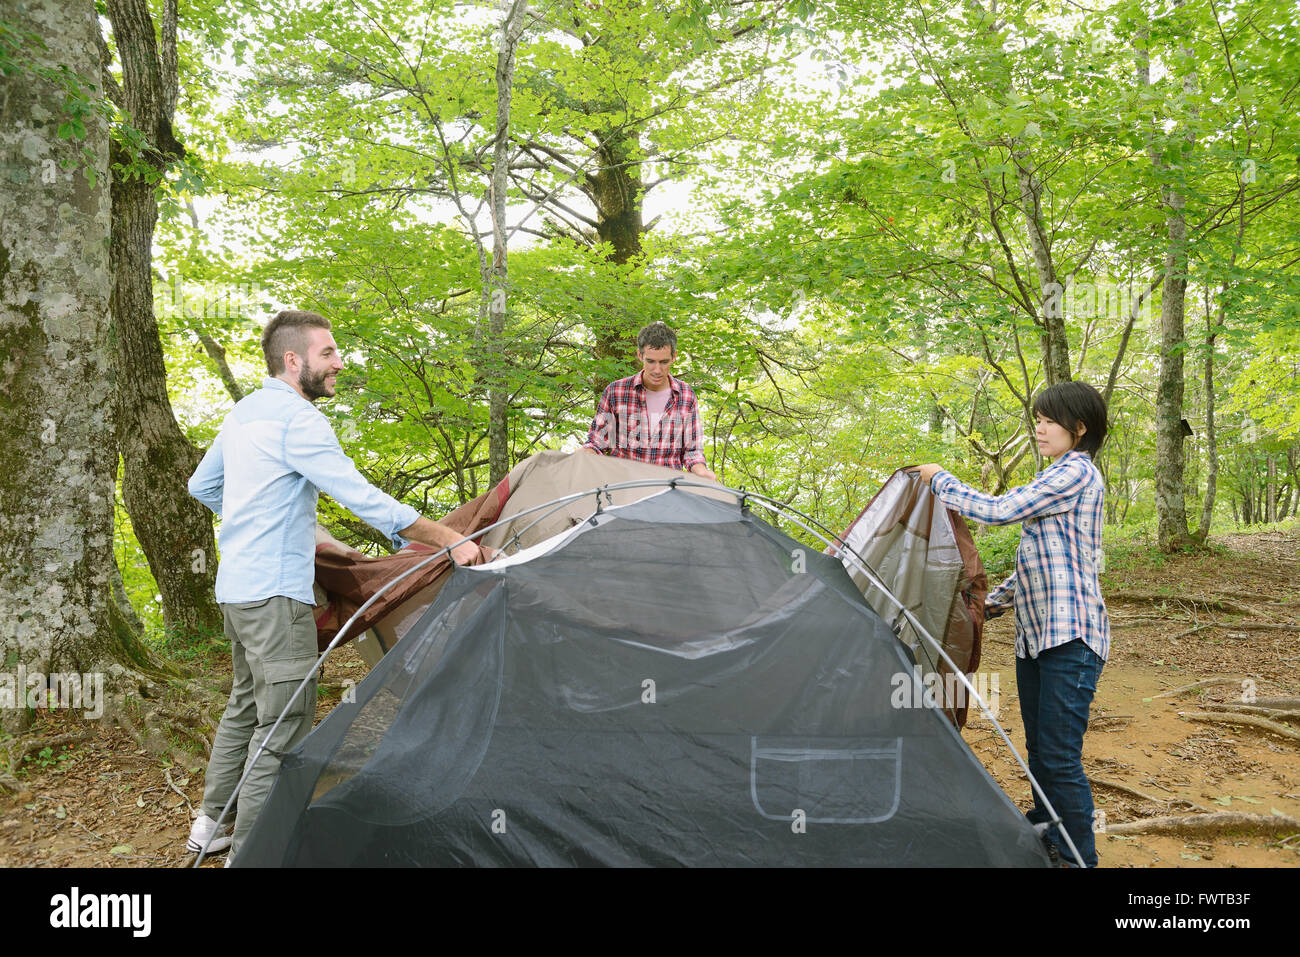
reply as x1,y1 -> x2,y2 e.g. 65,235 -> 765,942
1,525 -> 1297,868
972,526 -> 1300,867
0,647 -> 372,868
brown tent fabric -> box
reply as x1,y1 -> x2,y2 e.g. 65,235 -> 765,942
478,450 -> 733,552
827,468 -> 989,728
311,451 -> 731,651
309,475 -> 509,651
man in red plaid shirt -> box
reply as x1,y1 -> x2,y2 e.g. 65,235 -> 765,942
581,322 -> 717,480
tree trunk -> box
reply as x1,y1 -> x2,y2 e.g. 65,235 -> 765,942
0,0 -> 139,732
1103,275 -> 1163,406
586,131 -> 645,370
486,0 -> 528,486
105,0 -> 221,638
1288,448 -> 1300,518
1194,289 -> 1219,543
111,553 -> 145,636
928,404 -> 943,435
1243,461 -> 1257,524
1265,454 -> 1277,524
1142,9 -> 1198,551
1153,251 -> 1194,549
192,324 -> 246,403
1012,151 -> 1071,384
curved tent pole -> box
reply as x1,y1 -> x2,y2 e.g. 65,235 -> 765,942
193,482 -> 644,865
197,477 -> 1082,869
195,479 -> 708,865
501,487 -> 606,552
730,485 -> 1088,870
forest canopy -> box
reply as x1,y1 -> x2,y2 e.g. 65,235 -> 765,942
4,0 -> 1298,646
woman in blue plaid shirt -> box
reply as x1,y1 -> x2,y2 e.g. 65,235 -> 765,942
916,381 -> 1110,868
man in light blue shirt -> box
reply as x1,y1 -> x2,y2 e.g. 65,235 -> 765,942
184,309 -> 480,861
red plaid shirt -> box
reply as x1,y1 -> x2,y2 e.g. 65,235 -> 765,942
582,372 -> 707,470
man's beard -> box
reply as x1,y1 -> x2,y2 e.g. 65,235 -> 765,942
298,359 -> 334,401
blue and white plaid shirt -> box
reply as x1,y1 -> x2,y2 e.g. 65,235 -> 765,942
929,450 -> 1109,661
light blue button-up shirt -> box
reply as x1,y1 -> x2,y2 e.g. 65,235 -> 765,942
188,377 -> 420,605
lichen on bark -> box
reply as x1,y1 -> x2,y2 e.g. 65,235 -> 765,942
0,0 -> 157,732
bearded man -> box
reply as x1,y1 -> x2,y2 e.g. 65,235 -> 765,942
184,309 -> 480,862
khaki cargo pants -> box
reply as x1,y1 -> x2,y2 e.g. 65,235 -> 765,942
200,596 -> 319,861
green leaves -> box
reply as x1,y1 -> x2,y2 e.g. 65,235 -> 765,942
56,118 -> 86,141
135,0 -> 1299,554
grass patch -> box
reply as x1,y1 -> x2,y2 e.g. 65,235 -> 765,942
1103,539 -> 1167,578
145,623 -> 229,670
973,525 -> 1020,582
21,743 -> 79,775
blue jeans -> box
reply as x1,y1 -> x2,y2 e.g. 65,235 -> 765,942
1016,638 -> 1104,867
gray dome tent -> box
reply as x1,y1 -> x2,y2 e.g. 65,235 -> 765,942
234,477 -> 1053,867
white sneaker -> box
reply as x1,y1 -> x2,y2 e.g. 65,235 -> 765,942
186,814 -> 233,854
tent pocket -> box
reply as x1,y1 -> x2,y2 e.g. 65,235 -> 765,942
750,736 -> 901,824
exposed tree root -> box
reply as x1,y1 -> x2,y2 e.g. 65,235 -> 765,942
1166,624 -> 1214,641
1169,621 -> 1295,640
1213,589 -> 1300,608
1104,592 -> 1270,618
1252,697 -> 1300,710
1201,703 -> 1300,722
1180,711 -> 1300,742
1154,676 -> 1251,698
1104,812 -> 1300,837
1091,776 -> 1208,811
1089,715 -> 1133,730
107,678 -> 223,773
164,767 -> 194,815
1111,616 -> 1176,630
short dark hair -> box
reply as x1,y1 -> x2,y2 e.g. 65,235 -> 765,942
1032,381 -> 1108,456
637,321 -> 676,353
262,310 -> 331,375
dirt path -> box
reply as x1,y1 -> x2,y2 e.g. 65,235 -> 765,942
2,526 -> 1297,867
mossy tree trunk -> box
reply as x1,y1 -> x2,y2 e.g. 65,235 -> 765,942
0,0 -> 151,732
